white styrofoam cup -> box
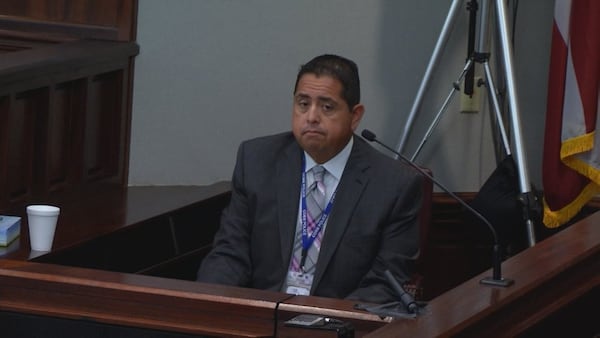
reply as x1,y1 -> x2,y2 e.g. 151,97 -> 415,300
26,205 -> 60,252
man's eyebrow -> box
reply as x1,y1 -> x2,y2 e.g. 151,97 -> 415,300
294,93 -> 310,99
317,96 -> 337,104
294,93 -> 337,104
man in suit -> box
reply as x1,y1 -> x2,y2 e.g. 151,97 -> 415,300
197,54 -> 422,304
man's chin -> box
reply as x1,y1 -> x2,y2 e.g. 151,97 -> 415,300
299,140 -> 324,154
300,136 -> 324,148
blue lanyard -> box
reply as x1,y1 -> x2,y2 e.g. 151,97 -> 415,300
300,157 -> 337,272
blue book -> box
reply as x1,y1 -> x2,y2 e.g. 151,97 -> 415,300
0,216 -> 21,246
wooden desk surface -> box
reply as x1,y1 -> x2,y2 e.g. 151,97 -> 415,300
1,182 -> 231,261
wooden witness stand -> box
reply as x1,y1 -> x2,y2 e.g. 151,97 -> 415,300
0,183 -> 598,337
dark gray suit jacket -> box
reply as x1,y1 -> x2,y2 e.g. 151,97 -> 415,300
197,132 -> 422,304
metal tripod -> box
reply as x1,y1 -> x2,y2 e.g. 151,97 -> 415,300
396,0 -> 537,246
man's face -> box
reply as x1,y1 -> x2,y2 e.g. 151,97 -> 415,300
292,74 -> 364,163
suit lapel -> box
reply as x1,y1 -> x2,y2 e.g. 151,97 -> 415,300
276,141 -> 303,269
311,136 -> 371,291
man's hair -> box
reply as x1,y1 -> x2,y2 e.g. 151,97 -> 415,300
294,54 -> 360,108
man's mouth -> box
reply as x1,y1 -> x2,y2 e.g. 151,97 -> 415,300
303,129 -> 324,136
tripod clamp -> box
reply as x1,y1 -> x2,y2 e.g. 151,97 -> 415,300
472,52 -> 490,63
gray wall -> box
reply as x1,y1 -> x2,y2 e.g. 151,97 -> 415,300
130,0 -> 554,192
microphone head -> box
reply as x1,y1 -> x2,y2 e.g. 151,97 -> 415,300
361,129 -> 376,141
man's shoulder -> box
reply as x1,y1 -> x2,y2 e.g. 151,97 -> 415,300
354,136 -> 422,180
244,131 -> 294,145
238,131 -> 298,156
353,136 -> 399,166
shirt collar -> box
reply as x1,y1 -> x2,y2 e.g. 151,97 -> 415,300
304,136 -> 353,181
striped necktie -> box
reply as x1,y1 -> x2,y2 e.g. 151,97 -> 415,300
291,165 -> 327,274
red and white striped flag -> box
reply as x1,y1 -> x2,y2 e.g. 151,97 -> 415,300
542,0 -> 600,228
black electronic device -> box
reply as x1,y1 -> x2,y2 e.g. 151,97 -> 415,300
284,314 -> 354,338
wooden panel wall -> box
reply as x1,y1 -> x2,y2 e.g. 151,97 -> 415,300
0,1 -> 138,213
0,41 -> 138,212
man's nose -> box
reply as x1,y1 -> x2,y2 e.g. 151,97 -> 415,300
306,104 -> 320,122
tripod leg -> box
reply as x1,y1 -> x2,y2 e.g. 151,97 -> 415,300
410,59 -> 474,162
396,0 -> 465,155
481,61 -> 511,156
493,0 -> 537,246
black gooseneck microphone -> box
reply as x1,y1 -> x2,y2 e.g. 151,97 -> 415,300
361,129 -> 514,287
384,269 -> 419,314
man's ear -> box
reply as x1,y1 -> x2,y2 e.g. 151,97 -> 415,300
351,104 -> 365,130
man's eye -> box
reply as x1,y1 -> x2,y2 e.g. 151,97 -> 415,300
296,101 -> 309,109
322,104 -> 334,112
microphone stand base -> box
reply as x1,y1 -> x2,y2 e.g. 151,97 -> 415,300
480,277 -> 514,287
